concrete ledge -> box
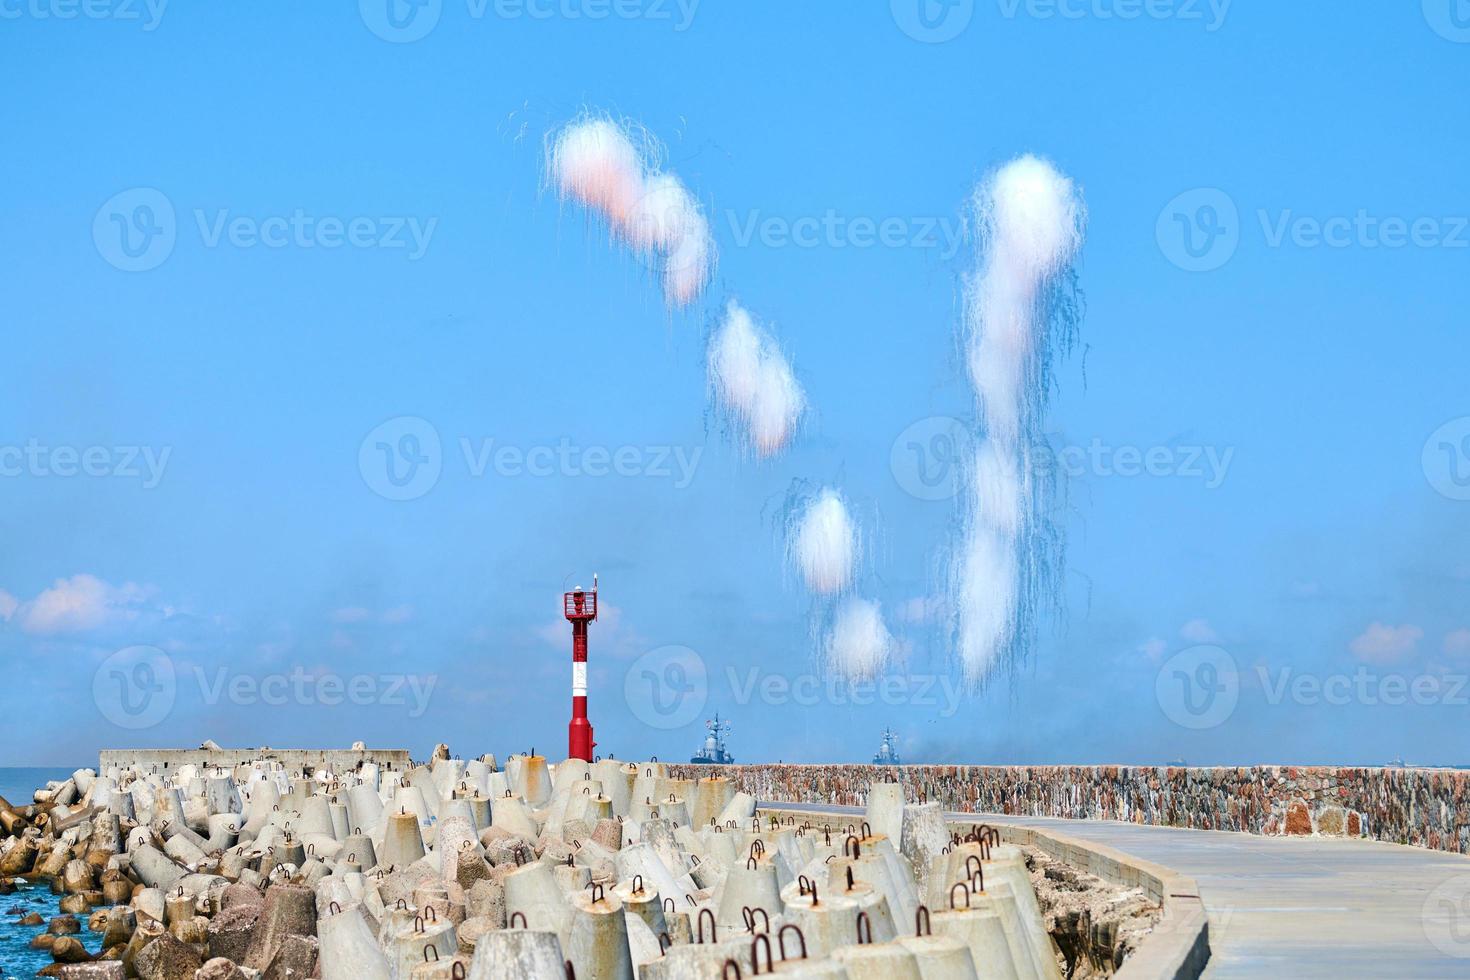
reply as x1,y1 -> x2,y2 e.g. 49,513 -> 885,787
759,806 -> 1209,980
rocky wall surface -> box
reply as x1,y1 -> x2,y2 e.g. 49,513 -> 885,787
667,764 -> 1470,855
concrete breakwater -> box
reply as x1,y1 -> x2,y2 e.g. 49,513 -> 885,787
97,749 -> 411,775
669,764 -> 1470,856
0,750 -> 1077,978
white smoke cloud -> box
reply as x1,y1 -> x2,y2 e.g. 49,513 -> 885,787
547,114 -> 716,309
787,488 -> 859,597
548,117 -> 647,227
707,301 -> 805,457
823,598 -> 895,681
953,154 -> 1086,685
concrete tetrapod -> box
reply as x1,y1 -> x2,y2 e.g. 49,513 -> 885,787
615,842 -> 698,912
243,883 -> 317,971
833,832 -> 916,935
716,792 -> 757,827
754,926 -> 847,978
516,756 -> 554,808
490,794 -> 540,839
825,870 -> 899,944
468,926 -> 566,980
897,908 -> 979,980
389,908 -> 458,977
393,783 -> 438,847
911,861 -> 1037,980
298,795 -> 338,840
690,777 -> 736,831
342,832 -> 380,873
623,909 -> 664,969
638,908 -> 750,980
830,910 -> 924,980
930,883 -> 1019,980
405,768 -> 445,822
241,782 -> 282,837
779,884 -> 861,959
552,759 -> 591,796
565,884 -> 634,980
330,800 -> 351,839
978,849 -> 1059,980
347,783 -> 386,838
594,760 -> 636,817
829,844 -> 914,936
315,875 -> 355,914
698,826 -> 739,868
206,775 -> 242,816
860,832 -> 918,908
714,855 -> 783,938
864,778 -> 905,846
612,875 -> 668,938
205,813 -> 242,852
462,792 -> 492,829
504,856 -> 573,947
899,804 -> 950,901
435,813 -> 480,875
629,767 -> 663,811
933,854 -> 1040,980
317,902 -> 391,980
130,842 -> 187,892
974,881 -> 1044,980
381,810 -> 428,870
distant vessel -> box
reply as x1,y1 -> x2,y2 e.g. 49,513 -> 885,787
690,713 -> 734,765
873,727 -> 901,766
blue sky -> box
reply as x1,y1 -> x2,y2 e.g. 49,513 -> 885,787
1,1 -> 1468,767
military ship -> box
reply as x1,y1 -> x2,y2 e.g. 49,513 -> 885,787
872,727 -> 901,766
690,713 -> 734,765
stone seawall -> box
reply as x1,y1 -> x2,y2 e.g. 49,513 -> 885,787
99,747 -> 411,774
667,764 -> 1470,855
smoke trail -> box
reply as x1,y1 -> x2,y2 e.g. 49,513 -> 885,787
548,117 -> 648,227
630,173 -> 715,307
823,598 -> 895,681
707,300 -> 806,458
953,154 -> 1085,685
786,487 -> 859,597
547,114 -> 716,308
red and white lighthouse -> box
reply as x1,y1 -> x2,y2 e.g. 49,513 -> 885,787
563,575 -> 598,762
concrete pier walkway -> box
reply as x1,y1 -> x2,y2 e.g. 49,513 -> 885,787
764,803 -> 1470,978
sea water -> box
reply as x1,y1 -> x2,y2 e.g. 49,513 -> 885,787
0,768 -> 91,979
0,879 -> 99,979
0,771 -> 76,810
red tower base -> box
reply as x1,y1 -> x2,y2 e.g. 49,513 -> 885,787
568,718 -> 594,762
569,694 -> 594,762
